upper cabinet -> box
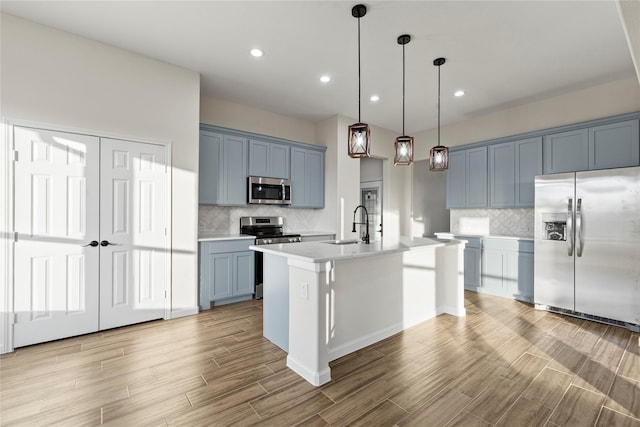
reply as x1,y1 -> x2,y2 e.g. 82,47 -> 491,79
199,131 -> 248,206
199,125 -> 326,208
291,146 -> 325,208
544,119 -> 639,174
488,137 -> 542,208
249,139 -> 290,179
447,113 -> 639,209
446,147 -> 487,209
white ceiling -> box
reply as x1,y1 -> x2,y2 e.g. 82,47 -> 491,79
1,1 -> 636,135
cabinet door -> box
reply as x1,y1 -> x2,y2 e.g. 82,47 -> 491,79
463,247 -> 482,290
482,248 -> 504,294
248,139 -> 270,177
488,142 -> 515,207
515,137 -> 542,207
466,147 -> 488,208
234,251 -> 255,296
543,128 -> 589,174
515,252 -> 534,303
446,151 -> 466,208
305,150 -> 324,208
199,131 -> 221,204
220,136 -> 248,205
270,142 -> 290,179
290,147 -> 307,207
589,119 -> 639,170
210,253 -> 233,301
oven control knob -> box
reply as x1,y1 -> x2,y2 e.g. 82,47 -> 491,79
267,239 -> 273,244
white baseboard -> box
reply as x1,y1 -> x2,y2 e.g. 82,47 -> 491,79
438,305 -> 466,317
168,307 -> 199,319
328,323 -> 403,362
286,355 -> 331,386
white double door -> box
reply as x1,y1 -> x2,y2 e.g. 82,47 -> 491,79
13,126 -> 168,348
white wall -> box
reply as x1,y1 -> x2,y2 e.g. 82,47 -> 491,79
413,76 -> 640,153
1,14 -> 201,315
617,1 -> 640,86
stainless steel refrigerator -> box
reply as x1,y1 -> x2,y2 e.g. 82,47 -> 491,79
534,166 -> 640,331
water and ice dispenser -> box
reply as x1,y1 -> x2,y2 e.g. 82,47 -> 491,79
541,214 -> 567,241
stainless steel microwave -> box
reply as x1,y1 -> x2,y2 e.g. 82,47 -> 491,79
248,176 -> 292,205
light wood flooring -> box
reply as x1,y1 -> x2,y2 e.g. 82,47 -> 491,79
1,291 -> 639,426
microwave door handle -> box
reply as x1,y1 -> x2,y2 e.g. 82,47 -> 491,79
576,198 -> 583,257
282,183 -> 285,201
567,198 -> 574,256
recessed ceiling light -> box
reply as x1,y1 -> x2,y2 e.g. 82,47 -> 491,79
320,75 -> 331,83
454,90 -> 465,97
250,48 -> 264,58
370,95 -> 380,102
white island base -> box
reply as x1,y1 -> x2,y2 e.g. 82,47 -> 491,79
252,237 -> 465,386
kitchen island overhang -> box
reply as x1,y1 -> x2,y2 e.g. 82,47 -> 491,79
251,236 -> 466,386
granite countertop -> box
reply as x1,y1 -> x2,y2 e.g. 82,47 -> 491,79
434,232 -> 534,241
250,236 -> 461,264
198,233 -> 255,242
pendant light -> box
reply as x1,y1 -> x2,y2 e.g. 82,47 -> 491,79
429,57 -> 449,171
348,4 -> 371,159
394,34 -> 413,166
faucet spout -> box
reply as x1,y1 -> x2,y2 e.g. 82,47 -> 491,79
352,205 -> 370,244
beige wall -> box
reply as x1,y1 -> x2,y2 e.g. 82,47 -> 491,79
617,0 -> 640,86
1,14 -> 201,316
200,96 -> 318,145
413,76 -> 640,154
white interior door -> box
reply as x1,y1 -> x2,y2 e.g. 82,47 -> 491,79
13,127 -> 100,347
99,138 -> 167,329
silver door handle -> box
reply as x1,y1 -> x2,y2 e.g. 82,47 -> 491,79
576,198 -> 583,257
567,198 -> 574,256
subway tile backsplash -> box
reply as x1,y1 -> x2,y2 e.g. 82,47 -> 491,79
450,208 -> 534,238
199,205 -> 325,234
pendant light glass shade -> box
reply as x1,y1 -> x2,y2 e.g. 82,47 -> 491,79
394,34 -> 413,166
429,57 -> 449,171
348,123 -> 371,158
348,4 -> 371,159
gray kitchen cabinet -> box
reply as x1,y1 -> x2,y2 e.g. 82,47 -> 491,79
290,147 -> 325,208
446,151 -> 466,208
588,119 -> 639,170
199,239 -> 255,309
465,147 -> 488,208
446,148 -> 486,209
249,139 -> 290,179
199,130 -> 248,206
543,128 -> 589,174
488,137 -> 542,208
481,238 -> 534,303
462,237 -> 482,291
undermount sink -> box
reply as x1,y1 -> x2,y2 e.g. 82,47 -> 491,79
322,239 -> 361,245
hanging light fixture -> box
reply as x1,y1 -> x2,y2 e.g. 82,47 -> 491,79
429,57 -> 449,171
394,34 -> 413,166
348,4 -> 370,158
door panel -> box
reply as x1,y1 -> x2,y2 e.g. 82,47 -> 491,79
13,127 -> 100,347
99,138 -> 167,330
534,173 -> 575,310
574,167 -> 640,324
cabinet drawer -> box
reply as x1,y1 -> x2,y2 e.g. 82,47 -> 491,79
201,239 -> 254,253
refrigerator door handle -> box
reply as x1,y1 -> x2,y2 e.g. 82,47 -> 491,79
567,198 -> 574,256
576,198 -> 583,257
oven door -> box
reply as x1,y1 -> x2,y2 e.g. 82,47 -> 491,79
248,176 -> 291,205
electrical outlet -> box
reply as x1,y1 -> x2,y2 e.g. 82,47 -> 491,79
301,283 -> 309,300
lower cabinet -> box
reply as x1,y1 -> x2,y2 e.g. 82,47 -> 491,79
481,238 -> 534,303
199,239 -> 255,309
462,237 -> 482,291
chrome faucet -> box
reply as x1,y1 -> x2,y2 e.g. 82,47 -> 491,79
352,205 -> 370,244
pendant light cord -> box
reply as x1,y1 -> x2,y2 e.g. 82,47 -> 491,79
437,63 -> 441,147
402,43 -> 405,135
357,15 -> 361,123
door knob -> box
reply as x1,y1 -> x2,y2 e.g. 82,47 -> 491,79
100,240 -> 114,247
82,240 -> 99,247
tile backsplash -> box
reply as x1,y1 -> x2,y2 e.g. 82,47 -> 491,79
199,205 -> 326,234
450,208 -> 534,238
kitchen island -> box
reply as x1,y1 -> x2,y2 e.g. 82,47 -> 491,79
251,236 -> 466,386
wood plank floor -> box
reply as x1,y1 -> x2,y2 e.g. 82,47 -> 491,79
1,291 -> 639,426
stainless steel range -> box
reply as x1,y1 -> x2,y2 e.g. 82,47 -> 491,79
240,216 -> 301,299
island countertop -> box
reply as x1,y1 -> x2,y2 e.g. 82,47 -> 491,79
250,236 -> 460,263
